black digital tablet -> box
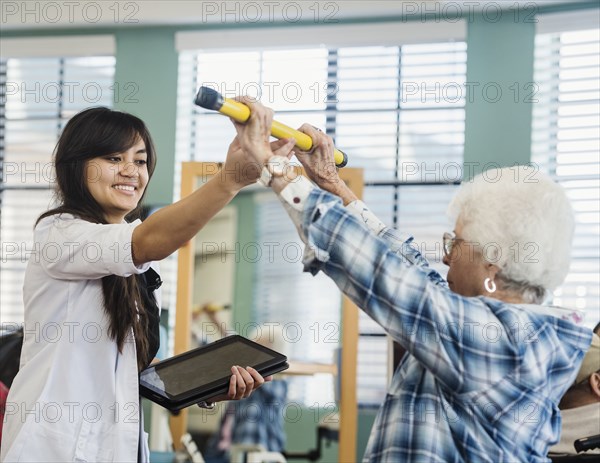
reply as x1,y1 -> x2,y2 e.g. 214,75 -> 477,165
139,335 -> 289,411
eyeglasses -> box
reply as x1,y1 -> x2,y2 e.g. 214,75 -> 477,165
443,232 -> 456,257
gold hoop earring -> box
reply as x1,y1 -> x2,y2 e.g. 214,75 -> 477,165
484,277 -> 497,293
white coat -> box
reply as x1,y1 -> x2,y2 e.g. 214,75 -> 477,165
1,214 -> 160,463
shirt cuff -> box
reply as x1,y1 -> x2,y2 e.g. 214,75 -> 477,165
346,200 -> 387,235
278,175 -> 314,212
277,175 -> 315,238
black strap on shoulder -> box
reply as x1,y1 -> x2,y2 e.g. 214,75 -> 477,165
138,268 -> 162,366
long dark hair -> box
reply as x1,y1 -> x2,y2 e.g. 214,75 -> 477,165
38,107 -> 158,370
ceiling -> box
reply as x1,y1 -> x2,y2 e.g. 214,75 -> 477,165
1,1 -> 584,31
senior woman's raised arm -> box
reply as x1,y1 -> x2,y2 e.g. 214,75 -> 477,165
293,124 -> 447,283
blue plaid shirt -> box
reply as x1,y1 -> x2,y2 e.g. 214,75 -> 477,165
283,184 -> 592,463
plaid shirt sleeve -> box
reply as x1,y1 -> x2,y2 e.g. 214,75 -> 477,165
346,199 -> 448,287
298,189 -> 588,394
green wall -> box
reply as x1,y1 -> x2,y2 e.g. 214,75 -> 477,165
113,29 -> 178,205
464,14 -> 536,178
231,191 -> 256,329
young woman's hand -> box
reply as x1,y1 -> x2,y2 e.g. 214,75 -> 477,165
229,96 -> 295,166
206,365 -> 273,403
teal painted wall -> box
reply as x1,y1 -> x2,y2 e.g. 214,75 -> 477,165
113,29 -> 178,205
231,191 -> 256,330
464,14 -> 536,178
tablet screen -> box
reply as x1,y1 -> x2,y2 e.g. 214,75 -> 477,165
141,337 -> 281,398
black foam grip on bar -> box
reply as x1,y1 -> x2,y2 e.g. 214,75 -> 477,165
194,86 -> 223,110
574,434 -> 600,453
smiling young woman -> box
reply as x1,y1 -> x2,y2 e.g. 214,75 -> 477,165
0,107 -> 295,463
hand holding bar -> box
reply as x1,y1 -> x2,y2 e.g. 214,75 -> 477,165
194,86 -> 348,168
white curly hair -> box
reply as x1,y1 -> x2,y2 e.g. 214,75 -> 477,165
447,165 -> 575,303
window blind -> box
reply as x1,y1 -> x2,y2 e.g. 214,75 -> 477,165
176,39 -> 466,406
0,55 -> 116,324
532,24 -> 600,327
336,43 -> 465,404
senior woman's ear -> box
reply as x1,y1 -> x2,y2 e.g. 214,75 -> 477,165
589,372 -> 600,400
483,263 -> 500,295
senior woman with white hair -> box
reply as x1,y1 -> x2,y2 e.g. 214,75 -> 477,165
230,99 -> 594,463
